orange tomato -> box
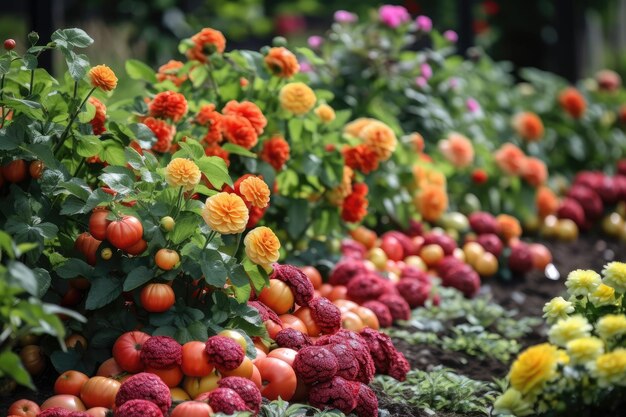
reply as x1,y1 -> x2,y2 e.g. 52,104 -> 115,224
328,285 -> 347,301
20,345 -> 45,375
140,283 -> 175,313
341,311 -> 364,331
181,341 -> 214,377
40,395 -> 86,411
258,279 -> 295,314
8,399 -> 40,417
218,329 -> 247,352
300,266 -> 322,289
318,283 -> 333,298
80,376 -> 120,409
293,307 -> 321,337
219,356 -> 253,378
54,370 -> 89,397
169,387 -> 191,401
85,407 -> 109,417
2,160 -> 28,183
28,160 -> 45,179
267,348 -> 297,367
183,371 -> 220,398
96,358 -> 124,378
419,244 -> 444,266
250,364 -> 262,390
65,334 -> 88,349
145,366 -> 183,388
255,357 -> 297,401
279,314 -> 308,334
354,306 -> 380,330
155,248 -> 180,270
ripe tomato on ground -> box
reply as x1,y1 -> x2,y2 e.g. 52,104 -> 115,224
80,376 -> 120,408
40,395 -> 86,411
300,266 -> 322,289
267,348 -> 297,367
170,401 -> 214,417
258,279 -> 294,315
112,331 -> 150,373
181,341 -> 214,377
255,357 -> 297,401
8,399 -> 40,417
96,357 -> 124,378
155,248 -> 180,270
278,314 -> 308,334
106,215 -> 143,250
140,283 -> 175,313
54,370 -> 89,396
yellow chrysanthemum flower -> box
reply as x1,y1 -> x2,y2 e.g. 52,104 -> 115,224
565,269 -> 601,296
239,176 -> 270,208
587,348 -> 626,387
589,283 -> 616,307
244,226 -> 281,268
548,315 -> 592,347
202,192 -> 249,234
542,297 -> 574,324
602,262 -> 626,293
165,158 -> 201,191
89,65 -> 118,91
566,337 -> 604,364
596,314 -> 626,340
509,343 -> 559,394
279,82 -> 317,115
314,104 -> 336,123
493,388 -> 533,416
359,121 -> 397,161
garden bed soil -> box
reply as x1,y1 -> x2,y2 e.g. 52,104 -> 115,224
2,236 -> 625,416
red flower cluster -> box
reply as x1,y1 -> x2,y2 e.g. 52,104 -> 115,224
341,183 -> 369,223
186,28 -> 226,63
260,135 -> 290,171
558,87 -> 586,119
223,100 -> 267,135
88,97 -> 107,135
149,91 -> 188,122
143,117 -> 176,153
196,104 -> 223,144
342,145 -> 379,174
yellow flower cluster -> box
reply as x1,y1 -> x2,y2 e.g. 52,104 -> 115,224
596,314 -> 626,340
279,82 -> 317,115
542,297 -> 574,324
566,337 -> 604,364
548,315 -> 592,347
588,349 -> 626,387
565,269 -> 601,296
602,262 -> 626,293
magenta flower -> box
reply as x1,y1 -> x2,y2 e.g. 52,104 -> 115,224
415,15 -> 432,32
415,76 -> 428,89
308,36 -> 323,49
299,61 -> 312,73
334,10 -> 358,23
466,98 -> 480,113
379,5 -> 411,28
420,63 -> 432,80
444,30 -> 458,43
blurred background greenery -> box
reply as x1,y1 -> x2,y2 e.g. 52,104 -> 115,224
3,0 -> 626,86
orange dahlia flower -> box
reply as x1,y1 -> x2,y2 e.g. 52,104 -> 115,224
416,184 -> 448,222
342,144 -> 379,174
411,132 -> 425,153
244,226 -> 281,268
496,214 -> 522,242
204,144 -> 230,166
341,183 -> 369,223
196,104 -> 223,144
157,60 -> 187,86
522,157 -> 548,187
344,118 -> 376,137
239,176 -> 270,208
512,112 -> 544,141
328,166 -> 354,206
149,91 -> 188,123
165,158 -> 201,191
279,82 -> 316,115
202,192 -> 249,234
558,87 -> 586,119
88,97 -> 107,135
536,186 -> 559,218
264,47 -> 300,78
187,28 -> 226,63
260,136 -> 290,171
223,100 -> 267,135
314,104 -> 336,123
143,117 -> 176,153
437,132 -> 474,168
89,65 -> 118,91
221,115 -> 258,150
360,121 -> 397,161
494,143 -> 526,176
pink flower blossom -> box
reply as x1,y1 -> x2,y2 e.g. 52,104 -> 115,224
415,76 -> 428,89
420,63 -> 432,80
449,78 -> 459,90
299,61 -> 312,73
334,10 -> 358,23
466,98 -> 480,113
379,5 -> 411,28
443,30 -> 458,43
308,36 -> 323,49
415,15 -> 432,32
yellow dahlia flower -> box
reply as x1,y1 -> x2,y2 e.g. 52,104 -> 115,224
202,192 -> 249,234
279,82 -> 316,115
589,283 -> 616,307
165,158 -> 201,191
509,343 -> 559,394
566,337 -> 604,364
587,348 -> 626,387
596,314 -> 626,340
244,226 -> 281,268
548,315 -> 592,347
239,176 -> 270,208
542,297 -> 574,324
602,262 -> 626,293
89,65 -> 118,91
493,388 -> 533,416
314,104 -> 336,123
565,269 -> 601,296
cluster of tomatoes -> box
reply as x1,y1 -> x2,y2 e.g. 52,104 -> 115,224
0,159 -> 45,186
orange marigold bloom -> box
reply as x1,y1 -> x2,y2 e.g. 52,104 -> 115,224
314,104 -> 336,123
221,115 -> 258,150
88,97 -> 107,135
205,144 -> 230,166
187,28 -> 226,63
341,184 -> 369,223
360,121 -> 397,161
522,157 -> 548,187
416,184 -> 448,222
202,192 -> 249,234
328,166 -> 354,206
165,158 -> 201,191
149,91 -> 188,123
239,176 -> 270,208
244,226 -> 281,268
264,47 -> 300,78
344,118 -> 375,137
143,117 -> 176,153
513,112 -> 544,141
342,144 -> 379,174
156,60 -> 187,86
494,143 -> 526,176
260,136 -> 290,171
536,186 -> 559,218
196,104 -> 223,144
411,133 -> 425,153
89,65 -> 117,92
496,214 -> 522,242
279,82 -> 316,115
437,132 -> 474,168
559,87 -> 586,119
223,100 -> 267,135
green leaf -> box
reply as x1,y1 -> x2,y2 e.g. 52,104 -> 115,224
189,65 -> 208,88
232,284 -> 252,303
59,49 -> 90,81
295,47 -> 326,65
22,53 -> 37,70
173,140 -> 205,160
52,28 -> 94,48
288,118 -> 303,140
0,351 -> 34,389
7,261 -> 38,296
197,156 -> 232,189
77,101 -> 96,123
130,123 -> 156,149
125,59 -> 157,83
99,166 -> 135,195
85,278 -> 122,310
243,258 -> 269,292
187,321 -> 209,341
222,143 -> 257,158
170,212 -> 201,244
229,264 -> 249,287
56,258 -> 93,279
0,55 -> 11,75
201,250 -> 228,287
76,135 -> 103,157
123,266 -> 153,291
287,199 -> 310,239
101,140 -> 127,165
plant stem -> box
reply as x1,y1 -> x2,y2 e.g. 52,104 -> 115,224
29,69 -> 34,96
206,61 -> 221,102
172,186 -> 184,218
0,74 -> 5,128
54,86 -> 96,155
73,158 -> 85,178
73,81 -> 78,100
205,230 -> 217,249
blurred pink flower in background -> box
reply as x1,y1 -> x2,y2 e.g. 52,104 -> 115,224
444,30 -> 458,43
334,10 -> 358,23
438,132 -> 475,168
415,76 -> 428,89
379,5 -> 411,28
449,78 -> 459,90
415,15 -> 433,32
466,98 -> 480,113
420,63 -> 432,80
308,36 -> 323,49
299,61 -> 313,73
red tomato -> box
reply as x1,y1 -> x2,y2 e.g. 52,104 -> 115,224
181,341 -> 214,377
328,285 -> 347,301
60,287 -> 83,307
267,348 -> 297,367
254,338 -> 270,354
380,235 -> 404,261
96,358 -> 124,378
140,283 -> 175,313
528,243 -> 552,270
40,395 -> 86,411
85,407 -> 110,417
8,399 -> 40,417
318,283 -> 333,298
155,248 -> 180,270
258,279 -> 295,314
28,160 -> 44,179
74,232 -> 102,266
170,401 -> 214,417
106,216 -> 143,250
279,314 -> 308,334
145,366 -> 183,388
80,376 -> 120,409
250,364 -> 262,390
354,306 -> 380,330
300,266 -> 322,289
255,357 -> 297,401
112,331 -> 150,373
20,345 -> 45,375
69,277 -> 91,290
2,159 -> 28,183
125,239 -> 147,256
264,319 -> 284,339
88,209 -> 111,240
293,307 -> 321,336
350,226 -> 377,249
252,348 -> 267,364
54,370 -> 89,396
